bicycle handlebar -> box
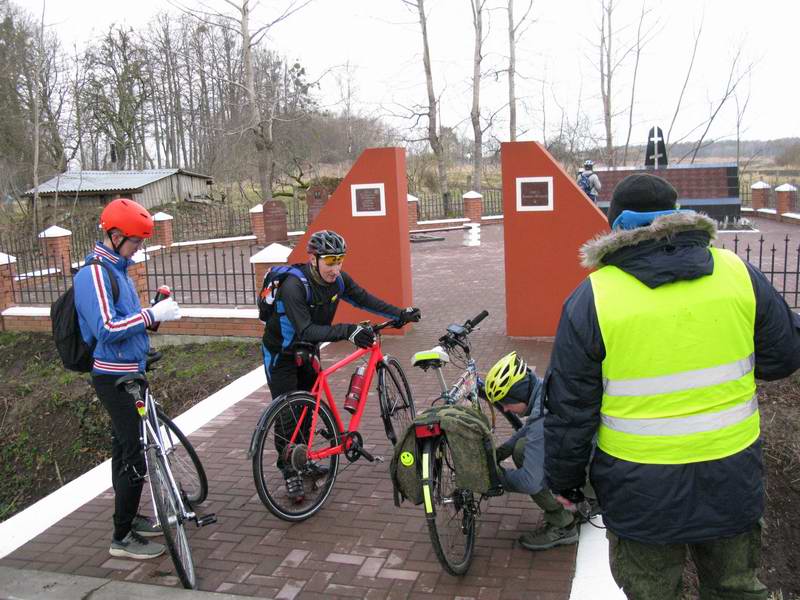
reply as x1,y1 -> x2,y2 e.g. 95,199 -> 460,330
372,318 -> 410,333
465,310 -> 488,331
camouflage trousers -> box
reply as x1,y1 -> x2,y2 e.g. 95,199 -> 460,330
608,523 -> 768,600
512,439 -> 575,528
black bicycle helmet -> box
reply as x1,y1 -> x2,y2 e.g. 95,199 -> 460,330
307,230 -> 347,255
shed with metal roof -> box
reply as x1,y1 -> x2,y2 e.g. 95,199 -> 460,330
25,169 -> 213,209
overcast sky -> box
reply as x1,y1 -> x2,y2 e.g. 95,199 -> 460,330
15,0 -> 800,147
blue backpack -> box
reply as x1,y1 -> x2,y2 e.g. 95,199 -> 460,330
257,265 -> 344,322
578,172 -> 594,197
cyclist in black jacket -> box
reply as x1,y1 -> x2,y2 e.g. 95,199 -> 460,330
262,230 -> 420,501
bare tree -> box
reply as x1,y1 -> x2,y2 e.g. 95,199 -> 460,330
506,0 -> 533,142
175,0 -> 312,201
686,45 -> 751,164
666,18 -> 702,148
595,0 -> 649,167
403,0 -> 449,209
30,1 -> 45,235
734,79 -> 751,171
621,2 -> 656,165
469,0 -> 488,192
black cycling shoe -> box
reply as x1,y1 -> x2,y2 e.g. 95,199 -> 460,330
302,462 -> 329,479
283,472 -> 305,504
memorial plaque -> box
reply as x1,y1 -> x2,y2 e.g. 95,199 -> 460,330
515,176 -> 553,212
351,183 -> 386,217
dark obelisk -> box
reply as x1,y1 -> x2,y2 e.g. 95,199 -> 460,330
645,126 -> 668,169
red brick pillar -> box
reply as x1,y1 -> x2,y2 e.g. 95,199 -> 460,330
39,225 -> 73,275
750,181 -> 770,210
306,185 -> 330,225
250,243 -> 292,304
127,257 -> 150,307
776,183 -> 798,216
407,194 -> 419,229
250,204 -> 266,245
463,191 -> 483,222
263,200 -> 288,244
0,253 -> 18,318
152,212 -> 174,247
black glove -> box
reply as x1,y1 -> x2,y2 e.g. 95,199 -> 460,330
399,307 -> 421,323
476,377 -> 488,400
556,487 -> 585,505
348,324 -> 376,349
495,445 -> 513,462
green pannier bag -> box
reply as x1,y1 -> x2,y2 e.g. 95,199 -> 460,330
390,404 -> 499,506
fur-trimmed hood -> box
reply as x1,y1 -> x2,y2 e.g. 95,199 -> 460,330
580,211 -> 718,289
581,211 -> 717,268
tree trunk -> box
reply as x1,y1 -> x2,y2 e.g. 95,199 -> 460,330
470,0 -> 483,192
240,2 -> 273,201
414,0 -> 448,212
599,0 -> 615,167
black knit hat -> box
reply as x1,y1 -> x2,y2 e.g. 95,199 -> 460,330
607,174 -> 678,228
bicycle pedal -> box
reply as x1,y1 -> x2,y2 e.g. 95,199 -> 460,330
196,514 -> 217,527
373,455 -> 384,463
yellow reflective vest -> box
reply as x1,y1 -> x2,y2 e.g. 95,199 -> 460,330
590,247 -> 758,464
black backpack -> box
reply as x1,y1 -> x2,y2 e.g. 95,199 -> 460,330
51,260 -> 119,372
256,264 -> 343,323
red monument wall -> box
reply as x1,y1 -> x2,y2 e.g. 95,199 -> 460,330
287,147 -> 412,333
595,164 -> 740,221
502,142 -> 609,337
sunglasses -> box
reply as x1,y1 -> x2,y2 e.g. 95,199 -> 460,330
319,254 -> 345,266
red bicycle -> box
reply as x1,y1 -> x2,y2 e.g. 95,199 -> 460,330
249,319 -> 415,521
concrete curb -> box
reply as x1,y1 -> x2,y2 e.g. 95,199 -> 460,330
0,566 -> 272,599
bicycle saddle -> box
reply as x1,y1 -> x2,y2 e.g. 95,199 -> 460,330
114,372 -> 146,392
411,346 -> 450,370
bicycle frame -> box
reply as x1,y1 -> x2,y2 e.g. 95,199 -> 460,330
298,342 -> 386,462
134,385 -> 194,521
434,357 -> 479,408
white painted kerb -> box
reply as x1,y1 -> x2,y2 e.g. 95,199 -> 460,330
0,365 -> 267,559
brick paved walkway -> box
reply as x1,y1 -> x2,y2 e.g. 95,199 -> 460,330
1,225 -> 575,599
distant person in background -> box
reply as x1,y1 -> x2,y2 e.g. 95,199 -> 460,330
577,160 -> 602,203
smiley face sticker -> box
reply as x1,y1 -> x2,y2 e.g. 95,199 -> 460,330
400,451 -> 415,467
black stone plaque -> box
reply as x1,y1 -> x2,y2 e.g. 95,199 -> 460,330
355,187 -> 382,212
519,181 -> 550,207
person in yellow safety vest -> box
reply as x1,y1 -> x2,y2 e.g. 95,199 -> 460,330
543,173 -> 800,600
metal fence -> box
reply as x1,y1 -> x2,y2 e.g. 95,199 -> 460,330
410,188 -> 503,220
144,243 -> 258,306
9,234 -> 800,310
739,171 -> 800,209
716,234 -> 800,308
9,249 -> 74,305
0,221 -> 100,265
171,205 -> 252,242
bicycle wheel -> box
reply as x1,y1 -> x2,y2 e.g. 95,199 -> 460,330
378,356 -> 416,445
252,392 -> 340,522
147,447 -> 196,589
157,409 -> 208,505
422,435 -> 476,576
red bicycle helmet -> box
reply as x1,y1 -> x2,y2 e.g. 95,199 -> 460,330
100,198 -> 154,238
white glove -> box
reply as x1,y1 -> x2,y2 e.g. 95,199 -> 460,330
149,297 -> 182,322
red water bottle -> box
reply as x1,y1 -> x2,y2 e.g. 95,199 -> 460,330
149,285 -> 171,332
344,366 -> 366,414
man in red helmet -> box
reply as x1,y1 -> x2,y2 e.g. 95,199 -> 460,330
74,198 -> 182,560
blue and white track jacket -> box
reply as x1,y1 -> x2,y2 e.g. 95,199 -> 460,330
74,242 -> 156,375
